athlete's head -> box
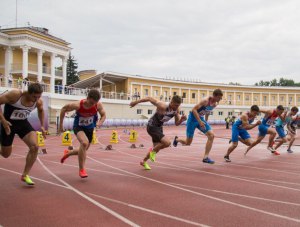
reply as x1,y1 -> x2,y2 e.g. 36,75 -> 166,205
86,89 -> 101,106
27,82 -> 43,102
276,105 -> 285,115
169,95 -> 182,110
212,89 -> 223,102
249,105 -> 259,117
290,106 -> 299,116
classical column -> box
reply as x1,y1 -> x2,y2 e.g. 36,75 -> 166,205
4,47 -> 13,86
233,91 -> 236,105
277,93 -> 280,105
140,84 -> 143,99
251,92 -> 254,105
295,94 -> 297,106
37,49 -> 44,82
188,89 -> 191,104
21,45 -> 30,78
242,92 -> 245,106
62,56 -> 67,86
268,92 -> 271,107
50,53 -> 56,93
150,86 -> 153,97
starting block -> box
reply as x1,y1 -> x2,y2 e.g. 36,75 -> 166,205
92,130 -> 99,144
62,131 -> 72,146
129,130 -> 138,143
36,131 -> 45,147
105,145 -> 113,150
38,148 -> 47,155
139,144 -> 144,148
68,146 -> 73,150
110,130 -> 119,143
130,144 -> 137,149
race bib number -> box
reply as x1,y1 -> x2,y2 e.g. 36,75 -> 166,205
10,109 -> 30,120
198,110 -> 210,117
266,119 -> 275,126
79,116 -> 94,126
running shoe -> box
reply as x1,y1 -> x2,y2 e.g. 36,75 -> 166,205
203,157 -> 215,164
287,149 -> 293,153
60,149 -> 69,164
272,151 -> 280,155
228,139 -> 232,144
267,146 -> 275,153
173,136 -> 178,147
224,155 -> 231,162
149,151 -> 156,162
140,161 -> 151,170
21,175 -> 35,185
79,169 -> 88,178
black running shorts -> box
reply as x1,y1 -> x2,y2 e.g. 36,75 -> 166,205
147,125 -> 164,143
0,120 -> 35,146
73,127 -> 94,143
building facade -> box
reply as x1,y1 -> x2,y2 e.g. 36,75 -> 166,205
0,27 -> 70,92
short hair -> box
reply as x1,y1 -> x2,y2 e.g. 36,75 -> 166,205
87,89 -> 101,101
28,82 -> 43,94
250,105 -> 259,112
277,105 -> 284,111
213,89 -> 223,97
291,106 -> 299,112
171,95 -> 182,104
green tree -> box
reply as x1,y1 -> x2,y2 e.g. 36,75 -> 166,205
254,78 -> 300,87
66,54 -> 79,85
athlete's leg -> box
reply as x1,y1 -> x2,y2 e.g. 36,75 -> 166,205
22,131 -> 39,177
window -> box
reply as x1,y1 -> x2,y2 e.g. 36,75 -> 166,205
145,89 -> 148,96
272,96 -> 275,101
280,96 -> 284,102
298,97 -> 300,103
154,90 -> 158,96
137,109 -> 142,114
245,95 -> 249,101
179,110 -> 184,115
254,96 -> 258,101
228,95 -> 232,100
228,112 -> 233,116
218,111 -> 223,116
237,95 -> 240,101
263,96 -> 267,101
164,91 -> 168,97
182,92 -> 186,98
148,109 -> 153,115
134,88 -> 137,93
192,93 -> 196,99
173,92 -> 177,96
289,97 -> 293,104
210,112 -> 213,115
202,93 -> 205,98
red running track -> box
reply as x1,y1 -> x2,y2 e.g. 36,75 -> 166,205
1,125 -> 300,226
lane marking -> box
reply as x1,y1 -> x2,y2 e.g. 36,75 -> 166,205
87,156 -> 300,223
37,157 -> 139,227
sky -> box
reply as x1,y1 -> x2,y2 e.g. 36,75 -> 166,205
1,0 -> 300,85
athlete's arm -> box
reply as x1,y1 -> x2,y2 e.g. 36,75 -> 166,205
96,102 -> 106,127
36,99 -> 46,138
192,99 -> 208,128
129,97 -> 161,108
0,90 -> 21,135
241,114 -> 261,130
59,102 -> 80,133
174,109 -> 187,126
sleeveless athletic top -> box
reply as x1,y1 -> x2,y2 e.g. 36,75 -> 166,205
4,95 -> 37,120
196,98 -> 215,119
73,99 -> 98,129
148,105 -> 178,127
261,110 -> 278,126
234,112 -> 255,129
276,112 -> 292,127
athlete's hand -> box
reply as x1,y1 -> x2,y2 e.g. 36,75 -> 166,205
129,101 -> 137,108
256,120 -> 262,125
96,121 -> 102,128
41,127 -> 47,139
2,120 -> 12,135
180,114 -> 187,122
199,121 -> 206,130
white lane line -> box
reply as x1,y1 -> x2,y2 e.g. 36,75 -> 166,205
86,192 -> 209,227
87,156 -> 300,223
0,167 -> 69,189
44,160 -> 138,178
116,150 -> 300,192
37,157 -> 140,227
169,182 -> 300,206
